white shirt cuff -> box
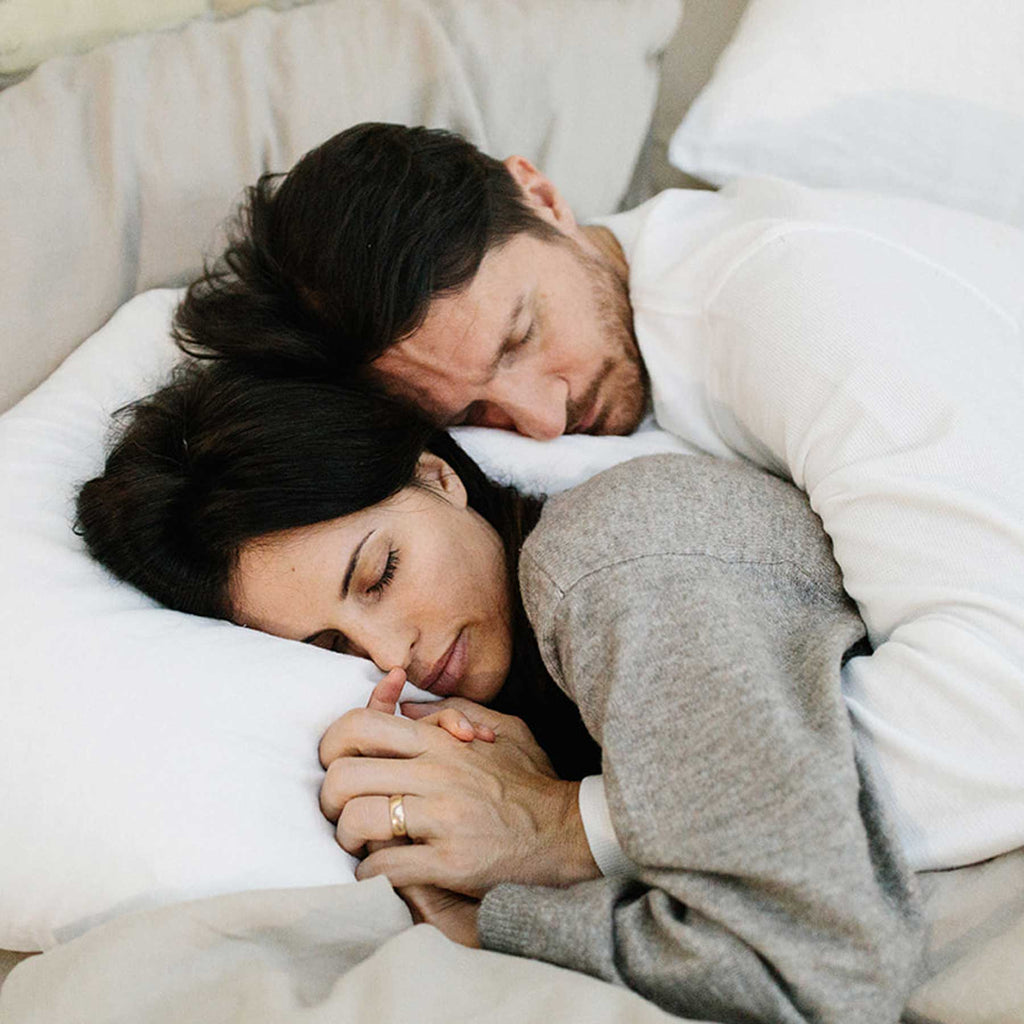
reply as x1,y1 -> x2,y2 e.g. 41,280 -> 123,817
578,774 -> 638,878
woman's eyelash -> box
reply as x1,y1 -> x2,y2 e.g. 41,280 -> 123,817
518,321 -> 536,348
368,548 -> 400,596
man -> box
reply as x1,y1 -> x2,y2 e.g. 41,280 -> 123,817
180,122 -> 1024,894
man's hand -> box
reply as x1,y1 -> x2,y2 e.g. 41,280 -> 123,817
318,691 -> 600,896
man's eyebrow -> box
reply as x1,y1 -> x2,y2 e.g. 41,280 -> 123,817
300,529 -> 374,645
483,292 -> 527,379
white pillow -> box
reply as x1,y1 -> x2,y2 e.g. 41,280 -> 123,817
668,0 -> 1024,230
0,289 -> 695,951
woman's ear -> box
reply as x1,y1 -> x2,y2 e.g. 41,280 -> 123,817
414,453 -> 468,508
503,155 -> 579,235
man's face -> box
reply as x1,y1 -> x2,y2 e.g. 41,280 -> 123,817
370,164 -> 648,439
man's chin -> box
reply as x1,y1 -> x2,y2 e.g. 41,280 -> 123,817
598,408 -> 642,436
591,385 -> 648,436
573,405 -> 635,437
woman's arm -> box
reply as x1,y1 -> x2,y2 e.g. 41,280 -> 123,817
478,534 -> 923,1023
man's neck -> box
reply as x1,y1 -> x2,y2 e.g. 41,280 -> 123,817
582,225 -> 629,285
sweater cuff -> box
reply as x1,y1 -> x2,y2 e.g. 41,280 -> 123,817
478,878 -> 620,977
579,774 -> 638,878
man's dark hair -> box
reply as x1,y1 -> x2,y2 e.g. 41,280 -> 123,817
174,123 -> 561,377
76,363 -> 600,779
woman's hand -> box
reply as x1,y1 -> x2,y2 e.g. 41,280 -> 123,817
318,688 -> 600,896
396,882 -> 480,948
363,834 -> 481,948
363,667 -> 495,744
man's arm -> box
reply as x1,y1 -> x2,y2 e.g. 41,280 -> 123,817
689,228 -> 1024,870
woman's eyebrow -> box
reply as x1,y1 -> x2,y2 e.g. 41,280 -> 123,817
342,529 -> 375,598
303,528 -> 377,644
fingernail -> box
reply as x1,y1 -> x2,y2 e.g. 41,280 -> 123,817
458,718 -> 472,732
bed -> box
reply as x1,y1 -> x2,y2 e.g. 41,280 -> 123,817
2,1 -> 1022,1020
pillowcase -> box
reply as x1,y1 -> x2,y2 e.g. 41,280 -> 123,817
668,0 -> 1024,230
0,290 -> 695,951
0,0 -> 681,416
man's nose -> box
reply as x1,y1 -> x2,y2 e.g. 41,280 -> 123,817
490,376 -> 568,441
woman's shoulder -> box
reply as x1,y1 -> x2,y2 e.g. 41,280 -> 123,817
522,453 -> 833,595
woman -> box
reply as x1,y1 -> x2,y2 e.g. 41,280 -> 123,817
77,362 -> 922,1023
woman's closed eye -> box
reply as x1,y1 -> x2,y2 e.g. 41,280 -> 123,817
367,547 -> 400,598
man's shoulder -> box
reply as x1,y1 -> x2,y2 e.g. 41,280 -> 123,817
616,178 -> 1023,302
603,180 -> 856,312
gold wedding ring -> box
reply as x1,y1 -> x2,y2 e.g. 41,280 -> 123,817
388,794 -> 408,838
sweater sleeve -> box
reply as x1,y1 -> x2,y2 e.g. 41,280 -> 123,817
479,502 -> 923,1023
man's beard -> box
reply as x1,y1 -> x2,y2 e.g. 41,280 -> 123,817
564,243 -> 649,436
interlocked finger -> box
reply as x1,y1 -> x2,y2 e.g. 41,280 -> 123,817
319,755 -> 446,821
336,793 -> 432,854
319,706 -> 453,767
356,841 -> 480,897
418,706 -> 495,743
402,697 -> 506,733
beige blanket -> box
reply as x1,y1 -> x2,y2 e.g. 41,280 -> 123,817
3,850 -> 1024,1023
0,879 -> 683,1023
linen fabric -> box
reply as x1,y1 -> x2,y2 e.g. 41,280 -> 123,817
3,855 -> 1022,1024
668,0 -> 1024,230
0,879 -> 682,1024
3,847 -> 1024,1024
592,178 -> 1024,872
480,454 -> 923,1023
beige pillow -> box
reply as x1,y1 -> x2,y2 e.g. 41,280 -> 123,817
0,0 -> 680,414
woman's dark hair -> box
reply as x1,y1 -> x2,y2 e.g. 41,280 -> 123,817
174,123 -> 560,380
76,363 -> 599,778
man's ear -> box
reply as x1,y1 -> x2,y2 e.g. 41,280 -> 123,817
414,452 -> 468,508
503,155 -> 579,235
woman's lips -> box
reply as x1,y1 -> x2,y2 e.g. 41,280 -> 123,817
419,629 -> 468,697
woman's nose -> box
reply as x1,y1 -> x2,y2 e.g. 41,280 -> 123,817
350,616 -> 417,677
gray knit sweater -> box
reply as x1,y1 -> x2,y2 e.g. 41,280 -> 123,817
478,454 -> 923,1023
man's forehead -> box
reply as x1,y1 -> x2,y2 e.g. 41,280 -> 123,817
373,312 -> 479,395
376,310 -> 481,381
371,288 -> 515,415
369,347 -> 464,421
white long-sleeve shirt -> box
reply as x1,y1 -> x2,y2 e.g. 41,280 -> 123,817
582,178 -> 1024,873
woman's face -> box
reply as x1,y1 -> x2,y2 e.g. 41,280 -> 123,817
230,454 -> 513,704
